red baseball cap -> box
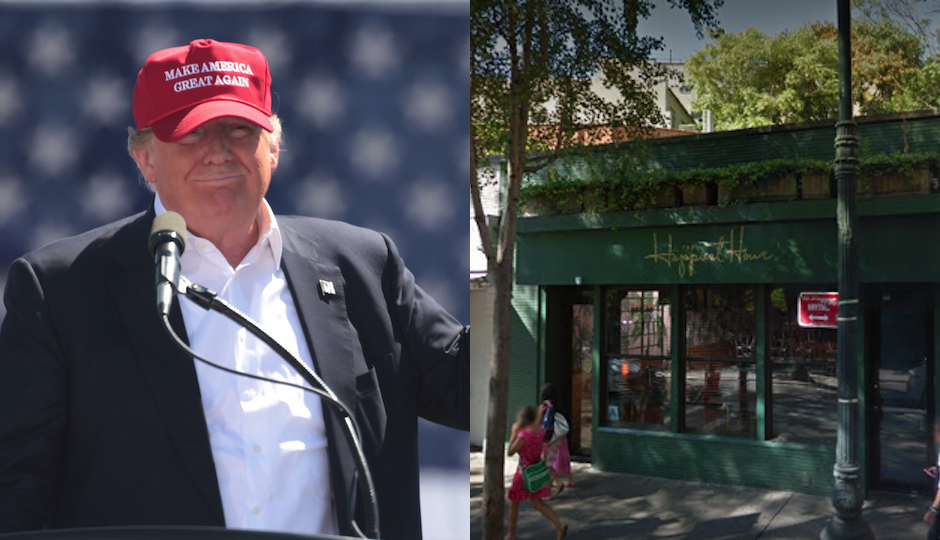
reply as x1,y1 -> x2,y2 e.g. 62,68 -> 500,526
133,39 -> 274,142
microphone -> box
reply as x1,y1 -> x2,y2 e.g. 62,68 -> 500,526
149,210 -> 381,537
148,212 -> 187,318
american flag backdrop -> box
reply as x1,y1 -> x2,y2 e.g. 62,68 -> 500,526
0,2 -> 469,538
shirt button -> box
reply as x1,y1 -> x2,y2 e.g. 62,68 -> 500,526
197,241 -> 206,250
243,388 -> 257,400
251,506 -> 260,516
252,445 -> 261,454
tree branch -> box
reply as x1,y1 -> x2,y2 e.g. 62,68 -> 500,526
470,136 -> 497,271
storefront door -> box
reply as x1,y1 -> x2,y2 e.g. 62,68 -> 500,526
870,285 -> 934,492
543,287 -> 594,457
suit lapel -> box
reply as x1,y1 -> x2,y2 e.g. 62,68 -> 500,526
106,208 -> 225,524
278,222 -> 359,535
102,211 -> 358,532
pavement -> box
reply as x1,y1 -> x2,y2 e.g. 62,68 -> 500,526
470,450 -> 930,539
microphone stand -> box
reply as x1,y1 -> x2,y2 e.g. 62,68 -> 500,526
160,275 -> 380,540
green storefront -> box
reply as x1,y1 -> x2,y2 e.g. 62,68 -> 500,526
508,111 -> 940,496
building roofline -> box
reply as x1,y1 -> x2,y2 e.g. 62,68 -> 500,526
629,108 -> 940,148
476,109 -> 940,163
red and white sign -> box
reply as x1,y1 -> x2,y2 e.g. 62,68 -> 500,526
798,292 -> 839,328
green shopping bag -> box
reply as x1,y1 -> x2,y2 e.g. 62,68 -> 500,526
522,459 -> 552,493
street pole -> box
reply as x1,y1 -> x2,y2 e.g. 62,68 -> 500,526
822,1 -> 874,538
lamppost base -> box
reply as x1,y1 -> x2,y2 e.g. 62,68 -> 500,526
821,517 -> 876,540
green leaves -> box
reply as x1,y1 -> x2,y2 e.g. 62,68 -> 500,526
859,152 -> 939,178
520,152 -> 939,216
471,0 -> 724,166
687,20 -> 932,129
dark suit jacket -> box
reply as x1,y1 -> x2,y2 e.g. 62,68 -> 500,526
0,206 -> 469,539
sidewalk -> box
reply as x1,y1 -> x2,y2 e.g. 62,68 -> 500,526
470,451 -> 928,539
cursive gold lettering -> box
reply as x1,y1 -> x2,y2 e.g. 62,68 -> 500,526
643,226 -> 774,277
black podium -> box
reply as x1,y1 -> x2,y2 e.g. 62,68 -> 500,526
0,527 -> 357,540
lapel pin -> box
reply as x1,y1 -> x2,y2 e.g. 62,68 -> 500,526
319,280 -> 336,296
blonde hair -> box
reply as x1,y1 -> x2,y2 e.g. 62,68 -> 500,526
128,114 -> 283,191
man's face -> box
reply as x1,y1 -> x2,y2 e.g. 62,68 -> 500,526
134,116 -> 278,234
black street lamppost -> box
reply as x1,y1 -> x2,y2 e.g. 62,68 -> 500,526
821,1 -> 874,539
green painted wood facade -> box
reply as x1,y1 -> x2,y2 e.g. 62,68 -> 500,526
507,112 -> 940,497
516,196 -> 940,286
534,110 -> 940,179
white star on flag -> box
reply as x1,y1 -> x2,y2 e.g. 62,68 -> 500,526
349,24 -> 400,79
415,275 -> 457,315
82,75 -> 128,126
80,172 -> 133,222
29,221 -> 75,252
0,76 -> 20,127
458,37 -> 470,79
457,136 -> 472,173
0,274 -> 6,318
404,81 -> 454,133
247,26 -> 292,75
293,173 -> 349,220
350,127 -> 400,180
0,177 -> 26,227
29,125 -> 79,178
404,176 -> 452,232
296,75 -> 346,128
133,24 -> 180,65
26,24 -> 75,78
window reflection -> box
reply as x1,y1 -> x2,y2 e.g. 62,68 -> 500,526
770,286 -> 837,444
684,286 -> 757,437
602,288 -> 672,430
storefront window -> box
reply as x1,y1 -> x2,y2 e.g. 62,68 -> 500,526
684,286 -> 757,437
769,286 -> 837,445
602,288 -> 672,430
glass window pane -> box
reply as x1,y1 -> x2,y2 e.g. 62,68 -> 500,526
602,288 -> 672,430
684,286 -> 757,437
769,285 -> 837,445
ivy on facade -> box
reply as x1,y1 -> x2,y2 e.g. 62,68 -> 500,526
520,152 -> 939,215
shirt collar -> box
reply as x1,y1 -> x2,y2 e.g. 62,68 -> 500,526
153,193 -> 283,270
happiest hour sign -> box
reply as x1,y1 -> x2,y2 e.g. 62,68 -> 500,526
798,292 -> 839,328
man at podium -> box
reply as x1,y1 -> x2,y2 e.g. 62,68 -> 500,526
0,39 -> 468,540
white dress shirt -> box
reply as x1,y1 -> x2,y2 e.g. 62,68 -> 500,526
154,195 -> 337,535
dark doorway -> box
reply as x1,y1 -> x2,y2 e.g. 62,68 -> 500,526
869,285 -> 934,493
544,287 -> 594,456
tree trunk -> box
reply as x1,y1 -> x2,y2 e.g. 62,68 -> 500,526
481,88 -> 525,538
481,8 -> 528,532
480,256 -> 513,540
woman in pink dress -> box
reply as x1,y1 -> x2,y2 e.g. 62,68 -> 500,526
506,405 -> 567,540
539,384 -> 574,494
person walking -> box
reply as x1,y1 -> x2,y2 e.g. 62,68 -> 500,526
539,383 -> 574,495
506,405 -> 567,540
924,419 -> 940,539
